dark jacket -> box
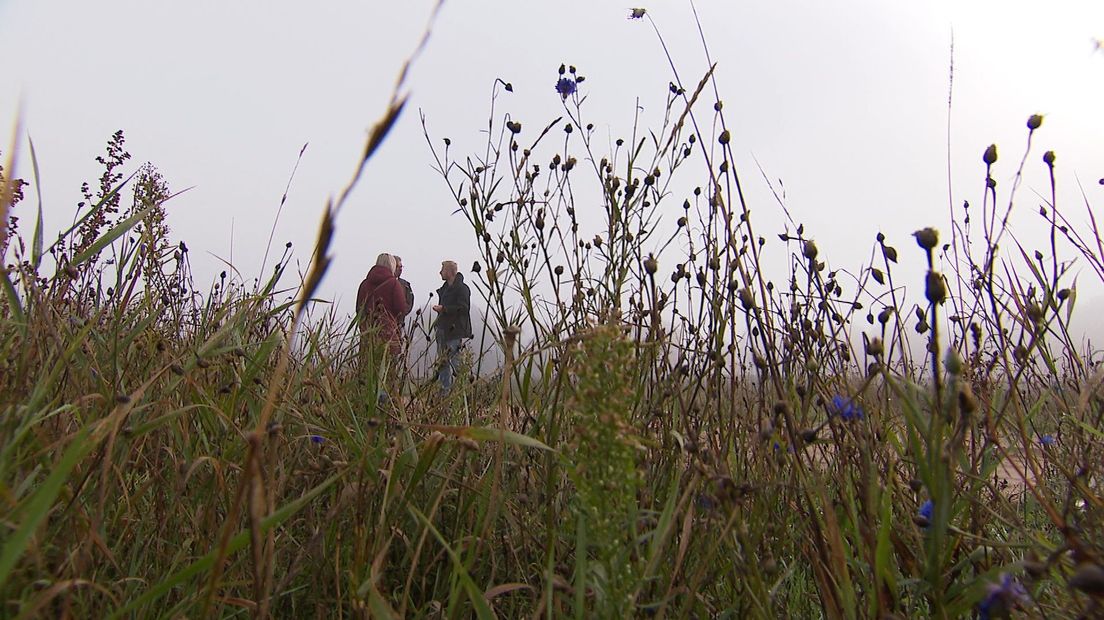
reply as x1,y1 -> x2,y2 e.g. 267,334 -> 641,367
356,265 -> 410,351
435,273 -> 473,342
397,277 -> 414,320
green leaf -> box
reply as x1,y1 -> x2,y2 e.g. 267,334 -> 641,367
27,136 -> 44,270
0,425 -> 95,585
425,424 -> 553,451
366,581 -> 401,619
408,506 -> 496,620
106,471 -> 344,619
0,266 -> 24,329
66,202 -> 155,270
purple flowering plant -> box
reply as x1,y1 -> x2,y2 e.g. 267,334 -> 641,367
978,573 -> 1029,619
828,395 -> 864,421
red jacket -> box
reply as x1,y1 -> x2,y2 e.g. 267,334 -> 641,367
356,265 -> 410,350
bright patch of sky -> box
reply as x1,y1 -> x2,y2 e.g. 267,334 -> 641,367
1,0 -> 1101,336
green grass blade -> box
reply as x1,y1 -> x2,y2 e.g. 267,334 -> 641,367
408,505 -> 496,620
106,471 -> 344,619
0,424 -> 95,585
0,266 -> 25,329
66,202 -> 154,270
27,136 -> 44,270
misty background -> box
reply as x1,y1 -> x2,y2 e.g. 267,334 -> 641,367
2,0 -> 1102,348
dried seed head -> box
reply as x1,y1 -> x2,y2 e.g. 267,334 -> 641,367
718,130 -> 731,145
925,271 -> 947,305
865,337 -> 883,357
738,287 -> 755,311
913,227 -> 939,251
1027,114 -> 1043,130
958,383 -> 977,415
1069,563 -> 1104,596
1027,303 -> 1044,324
983,144 -> 998,165
945,348 -> 963,375
802,240 -> 818,261
1043,150 -> 1056,166
877,308 -> 893,325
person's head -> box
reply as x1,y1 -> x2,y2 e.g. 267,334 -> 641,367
393,255 -> 404,278
375,253 -> 395,273
439,260 -> 458,283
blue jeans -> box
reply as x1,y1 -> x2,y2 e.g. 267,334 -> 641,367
436,338 -> 462,392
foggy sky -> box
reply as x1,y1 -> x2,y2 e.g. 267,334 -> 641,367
1,0 -> 1102,335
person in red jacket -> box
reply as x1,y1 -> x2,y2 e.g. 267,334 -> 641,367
356,253 -> 410,356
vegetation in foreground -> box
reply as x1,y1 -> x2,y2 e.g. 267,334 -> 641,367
2,10 -> 1103,619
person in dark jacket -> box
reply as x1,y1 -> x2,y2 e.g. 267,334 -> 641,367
356,253 -> 410,356
393,255 -> 414,323
431,260 -> 472,392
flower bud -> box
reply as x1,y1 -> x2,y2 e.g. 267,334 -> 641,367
865,337 -> 883,357
925,270 -> 946,305
913,227 -> 939,251
802,240 -> 818,261
983,144 -> 998,165
738,287 -> 755,310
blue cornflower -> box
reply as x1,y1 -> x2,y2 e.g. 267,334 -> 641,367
1040,434 -> 1055,447
917,499 -> 934,528
828,395 -> 865,422
309,435 -> 325,445
978,573 -> 1029,620
696,494 -> 717,511
555,77 -> 577,99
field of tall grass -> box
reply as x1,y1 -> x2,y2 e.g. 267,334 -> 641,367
2,8 -> 1103,619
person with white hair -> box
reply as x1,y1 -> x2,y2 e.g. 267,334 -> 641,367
356,253 -> 410,356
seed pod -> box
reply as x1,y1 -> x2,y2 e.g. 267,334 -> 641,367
865,337 -> 883,357
738,287 -> 755,311
925,271 -> 947,305
1027,303 -> 1044,324
643,255 -> 658,275
945,348 -> 963,375
958,383 -> 977,415
983,144 -> 998,165
1027,114 -> 1043,130
1069,563 -> 1104,596
913,227 -> 939,251
802,240 -> 818,261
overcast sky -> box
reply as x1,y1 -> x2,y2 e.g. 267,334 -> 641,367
1,0 -> 1102,330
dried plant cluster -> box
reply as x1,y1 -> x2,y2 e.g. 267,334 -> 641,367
1,7 -> 1102,619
